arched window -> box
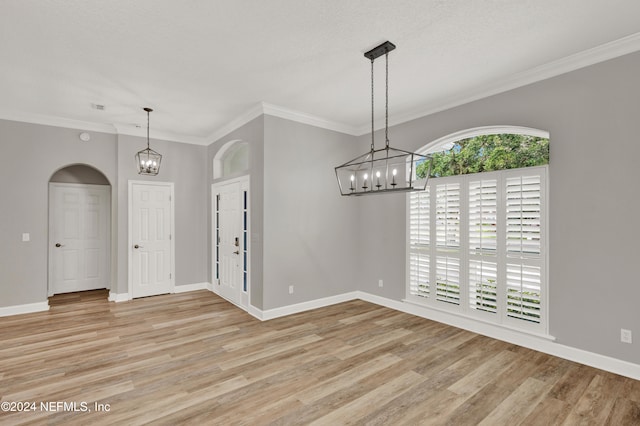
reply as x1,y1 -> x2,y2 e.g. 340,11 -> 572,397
407,126 -> 549,336
417,125 -> 549,178
213,140 -> 249,180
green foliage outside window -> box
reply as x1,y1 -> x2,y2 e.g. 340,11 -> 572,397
416,134 -> 549,179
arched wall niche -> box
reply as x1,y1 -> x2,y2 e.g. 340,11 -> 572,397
213,140 -> 250,180
49,163 -> 111,185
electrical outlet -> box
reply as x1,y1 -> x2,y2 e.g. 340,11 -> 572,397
378,279 -> 383,288
22,233 -> 30,242
621,329 -> 632,344
288,285 -> 294,294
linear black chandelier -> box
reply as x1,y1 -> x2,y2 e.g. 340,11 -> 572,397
135,107 -> 162,175
335,41 -> 432,196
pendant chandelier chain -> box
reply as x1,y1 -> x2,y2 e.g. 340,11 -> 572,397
385,51 -> 389,149
146,109 -> 150,150
370,58 -> 375,152
334,40 -> 431,196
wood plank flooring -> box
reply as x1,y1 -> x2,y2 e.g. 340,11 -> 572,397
0,290 -> 638,425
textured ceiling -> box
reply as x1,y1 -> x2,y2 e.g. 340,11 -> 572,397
1,1 -> 640,144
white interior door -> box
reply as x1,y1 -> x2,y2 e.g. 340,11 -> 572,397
130,182 -> 174,298
214,181 -> 243,306
49,183 -> 110,295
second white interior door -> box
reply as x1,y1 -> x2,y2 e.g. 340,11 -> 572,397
130,182 -> 174,298
49,183 -> 110,295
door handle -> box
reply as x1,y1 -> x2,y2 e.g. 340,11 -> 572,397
55,243 -> 64,248
134,244 -> 143,249
233,250 -> 240,255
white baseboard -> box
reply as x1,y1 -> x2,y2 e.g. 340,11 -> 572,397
247,304 -> 264,321
0,301 -> 49,317
108,292 -> 130,302
356,291 -> 640,381
174,282 -> 209,293
259,292 -> 359,321
230,289 -> 640,380
109,284 -> 639,381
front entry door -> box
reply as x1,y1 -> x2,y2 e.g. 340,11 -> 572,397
214,181 -> 243,306
49,183 -> 110,295
130,182 -> 174,298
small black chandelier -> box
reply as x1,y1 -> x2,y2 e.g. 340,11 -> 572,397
135,107 -> 162,175
335,41 -> 432,196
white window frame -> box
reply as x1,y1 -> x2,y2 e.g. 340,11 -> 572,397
406,127 -> 549,336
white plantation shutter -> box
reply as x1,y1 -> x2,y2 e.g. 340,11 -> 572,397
408,190 -> 430,299
434,182 -> 461,307
407,165 -> 546,333
409,252 -> 429,298
506,263 -> 542,323
469,179 -> 497,253
506,175 -> 541,255
436,256 -> 460,305
436,183 -> 460,248
469,259 -> 498,314
409,190 -> 429,246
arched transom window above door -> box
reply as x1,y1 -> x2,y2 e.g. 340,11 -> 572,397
213,140 -> 249,180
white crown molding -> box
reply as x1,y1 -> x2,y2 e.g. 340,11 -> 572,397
206,102 -> 361,145
0,110 -> 118,134
261,102 -> 360,136
211,32 -> 640,141
3,33 -> 639,145
0,110 -> 210,145
355,31 -> 640,135
207,103 -> 265,144
113,123 -> 209,146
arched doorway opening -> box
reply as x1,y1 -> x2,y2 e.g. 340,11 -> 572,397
48,164 -> 111,298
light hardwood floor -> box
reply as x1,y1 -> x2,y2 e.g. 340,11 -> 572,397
1,290 -> 638,425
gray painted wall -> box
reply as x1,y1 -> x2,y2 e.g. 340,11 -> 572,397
208,116 -> 265,309
0,120 -> 208,307
2,50 -> 638,368
0,121 -> 117,307
116,134 -> 208,294
354,51 -> 640,364
262,116 -> 361,310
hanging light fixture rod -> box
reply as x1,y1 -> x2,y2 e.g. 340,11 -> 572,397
364,41 -> 396,61
334,40 -> 432,196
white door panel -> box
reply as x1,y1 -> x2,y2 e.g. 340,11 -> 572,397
130,182 -> 173,298
49,183 -> 110,295
214,181 -> 243,306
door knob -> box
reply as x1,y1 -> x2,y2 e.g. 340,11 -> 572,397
55,243 -> 64,248
134,244 -> 143,249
